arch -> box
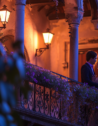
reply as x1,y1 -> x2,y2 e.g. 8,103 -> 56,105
1,35 -> 30,62
1,35 -> 15,54
24,46 -> 30,62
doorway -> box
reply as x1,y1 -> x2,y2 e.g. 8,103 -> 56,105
78,49 -> 98,82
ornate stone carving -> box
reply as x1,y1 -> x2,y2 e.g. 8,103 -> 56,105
66,10 -> 83,25
64,0 -> 84,25
16,0 -> 26,5
64,0 -> 83,12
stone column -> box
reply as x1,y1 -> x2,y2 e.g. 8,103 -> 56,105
64,0 -> 84,81
15,0 -> 26,107
15,0 -> 26,54
69,23 -> 79,80
69,15 -> 83,81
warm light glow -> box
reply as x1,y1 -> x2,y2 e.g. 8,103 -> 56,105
43,32 -> 53,44
0,5 -> 10,24
0,11 -> 10,23
34,31 -> 38,50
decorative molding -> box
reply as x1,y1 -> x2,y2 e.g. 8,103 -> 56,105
64,0 -> 84,13
88,39 -> 98,43
67,11 -> 83,37
79,48 -> 98,53
67,10 -> 83,25
64,0 -> 84,25
16,0 -> 26,5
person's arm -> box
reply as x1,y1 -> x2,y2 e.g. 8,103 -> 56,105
81,65 -> 98,88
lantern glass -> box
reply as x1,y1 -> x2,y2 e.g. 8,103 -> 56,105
0,10 -> 10,23
0,5 -> 11,25
43,32 -> 53,44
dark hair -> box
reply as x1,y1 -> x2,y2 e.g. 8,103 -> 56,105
86,51 -> 97,61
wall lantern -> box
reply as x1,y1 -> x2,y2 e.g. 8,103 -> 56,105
0,5 -> 11,29
35,28 -> 54,57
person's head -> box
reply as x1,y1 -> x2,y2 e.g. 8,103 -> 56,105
86,51 -> 97,65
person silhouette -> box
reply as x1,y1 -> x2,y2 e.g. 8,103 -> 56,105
81,51 -> 98,88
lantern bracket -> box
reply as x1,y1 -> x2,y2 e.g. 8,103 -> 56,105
0,24 -> 6,29
35,45 -> 49,57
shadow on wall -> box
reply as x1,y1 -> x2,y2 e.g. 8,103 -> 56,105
24,5 -> 51,69
30,6 -> 49,33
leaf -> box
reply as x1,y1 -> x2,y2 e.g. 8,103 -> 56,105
0,115 -> 7,126
7,115 -> 13,122
1,102 -> 11,114
0,82 -> 7,101
16,58 -> 25,78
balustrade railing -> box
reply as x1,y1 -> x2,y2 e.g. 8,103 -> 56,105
20,82 -> 63,119
29,63 -> 83,85
16,63 -> 98,126
16,63 -> 87,125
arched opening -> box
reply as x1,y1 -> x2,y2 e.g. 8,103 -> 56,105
0,35 -> 30,62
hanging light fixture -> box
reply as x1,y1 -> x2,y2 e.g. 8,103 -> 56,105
35,28 -> 54,57
0,5 -> 11,29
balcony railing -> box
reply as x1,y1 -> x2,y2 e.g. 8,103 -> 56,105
14,63 -> 98,126
16,82 -> 81,126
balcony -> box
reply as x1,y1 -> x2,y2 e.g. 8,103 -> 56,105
13,62 -> 98,126
14,82 -> 77,126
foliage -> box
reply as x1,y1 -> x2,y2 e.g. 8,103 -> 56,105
72,84 -> 98,104
25,62 -> 71,99
25,62 -> 98,124
1,40 -> 98,125
66,84 -> 98,124
25,62 -> 98,106
0,42 -> 31,126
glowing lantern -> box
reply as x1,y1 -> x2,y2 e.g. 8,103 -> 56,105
0,5 -> 11,29
42,29 -> 53,45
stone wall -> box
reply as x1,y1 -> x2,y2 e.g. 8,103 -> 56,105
1,1 -> 98,79
50,17 -> 98,78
